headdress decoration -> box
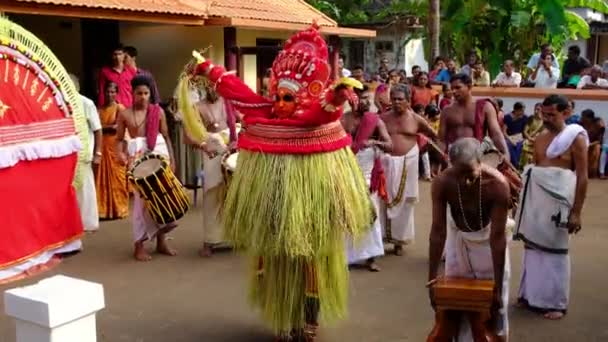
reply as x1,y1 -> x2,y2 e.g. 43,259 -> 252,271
0,15 -> 88,188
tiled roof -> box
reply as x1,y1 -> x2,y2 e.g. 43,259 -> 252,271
12,0 -> 337,26
207,0 -> 336,27
13,0 -> 209,16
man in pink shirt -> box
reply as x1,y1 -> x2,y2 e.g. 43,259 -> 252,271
98,45 -> 136,107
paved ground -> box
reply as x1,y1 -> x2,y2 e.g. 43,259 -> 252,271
2,181 -> 608,342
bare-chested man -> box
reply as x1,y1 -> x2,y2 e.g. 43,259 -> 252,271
428,138 -> 510,341
439,73 -> 509,159
183,83 -> 237,257
342,86 -> 392,271
515,94 -> 588,320
116,75 -> 177,261
380,84 -> 437,255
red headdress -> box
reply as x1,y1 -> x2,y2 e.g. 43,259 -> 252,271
194,23 -> 351,154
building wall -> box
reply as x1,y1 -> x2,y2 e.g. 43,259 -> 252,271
598,35 -> 608,63
236,29 -> 290,90
119,23 -> 225,100
6,14 -> 84,79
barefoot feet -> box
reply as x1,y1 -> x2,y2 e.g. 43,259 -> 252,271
198,244 -> 213,258
543,311 -> 565,320
156,234 -> 177,256
134,242 -> 152,262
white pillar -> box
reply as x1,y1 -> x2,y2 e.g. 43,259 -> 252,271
3,275 -> 105,342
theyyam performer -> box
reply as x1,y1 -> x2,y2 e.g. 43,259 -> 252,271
515,94 -> 588,320
180,24 -> 373,341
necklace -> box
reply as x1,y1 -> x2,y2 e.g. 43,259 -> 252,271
456,171 -> 483,232
132,109 -> 145,129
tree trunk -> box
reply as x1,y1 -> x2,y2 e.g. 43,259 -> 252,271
429,0 -> 440,59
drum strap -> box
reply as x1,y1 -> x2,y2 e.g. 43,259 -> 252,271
145,104 -> 162,151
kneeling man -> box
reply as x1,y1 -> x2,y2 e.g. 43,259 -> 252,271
515,94 -> 588,320
429,138 -> 510,341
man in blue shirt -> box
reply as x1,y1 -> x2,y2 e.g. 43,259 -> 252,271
503,102 -> 528,166
434,58 -> 458,84
565,100 -> 580,125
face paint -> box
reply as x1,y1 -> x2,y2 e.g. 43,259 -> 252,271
273,87 -> 297,118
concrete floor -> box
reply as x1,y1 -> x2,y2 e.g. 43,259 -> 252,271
1,181 -> 608,342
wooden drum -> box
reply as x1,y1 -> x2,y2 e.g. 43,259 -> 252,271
128,153 -> 190,225
427,277 -> 500,342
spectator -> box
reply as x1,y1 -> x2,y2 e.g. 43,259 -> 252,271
472,61 -> 490,87
460,51 -> 478,77
603,60 -> 608,77
529,53 -> 559,89
492,59 -> 522,87
561,45 -> 592,87
434,58 -> 458,84
439,83 -> 453,110
565,100 -> 580,125
503,102 -> 528,166
581,109 -> 605,178
351,65 -> 366,83
577,65 -> 608,89
411,71 -> 438,108
526,43 -> 559,74
399,69 -> 408,84
97,44 -> 136,107
124,46 -> 161,104
388,69 -> 401,85
429,56 -> 445,81
338,54 -> 351,77
410,65 -> 421,81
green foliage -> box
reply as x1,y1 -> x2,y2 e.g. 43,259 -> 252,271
440,0 -> 608,76
307,0 -> 426,24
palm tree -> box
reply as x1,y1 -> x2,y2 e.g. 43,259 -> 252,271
429,0 -> 440,59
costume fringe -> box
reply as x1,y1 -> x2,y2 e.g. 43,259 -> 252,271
223,148 -> 373,257
176,76 -> 208,143
223,147 -> 373,333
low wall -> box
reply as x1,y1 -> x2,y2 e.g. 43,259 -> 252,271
473,87 -> 607,119
432,86 -> 608,120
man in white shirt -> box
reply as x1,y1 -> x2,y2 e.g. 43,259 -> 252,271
526,43 -> 559,74
577,65 -> 608,89
338,55 -> 351,77
69,74 -> 103,232
492,60 -> 522,87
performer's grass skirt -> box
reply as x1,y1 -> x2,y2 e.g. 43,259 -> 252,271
223,148 -> 373,333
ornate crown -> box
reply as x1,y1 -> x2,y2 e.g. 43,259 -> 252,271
270,23 -> 331,113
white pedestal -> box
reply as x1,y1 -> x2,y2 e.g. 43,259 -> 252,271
4,275 -> 105,342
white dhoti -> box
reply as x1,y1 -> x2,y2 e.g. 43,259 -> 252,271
445,209 -> 510,340
128,135 -> 175,243
382,145 -> 419,244
202,131 -> 231,245
76,162 -> 99,231
346,147 -> 385,264
515,166 -> 577,313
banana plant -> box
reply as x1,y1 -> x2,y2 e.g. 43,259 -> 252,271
440,0 -> 608,76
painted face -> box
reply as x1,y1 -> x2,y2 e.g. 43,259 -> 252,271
273,88 -> 297,118
133,85 -> 150,107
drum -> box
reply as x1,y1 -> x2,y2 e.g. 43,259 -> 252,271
221,152 -> 239,186
128,154 -> 190,225
432,277 -> 494,313
427,277 -> 500,342
481,150 -> 522,209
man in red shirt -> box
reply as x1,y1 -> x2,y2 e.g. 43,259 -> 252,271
97,45 -> 137,107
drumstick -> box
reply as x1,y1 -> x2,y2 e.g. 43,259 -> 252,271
427,139 -> 448,161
